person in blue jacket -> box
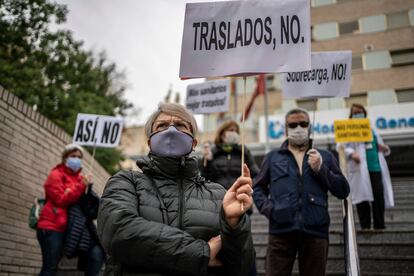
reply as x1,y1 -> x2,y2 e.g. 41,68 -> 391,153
253,108 -> 350,276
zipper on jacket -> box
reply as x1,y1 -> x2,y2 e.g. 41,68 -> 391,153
178,178 -> 184,230
226,154 -> 232,188
178,157 -> 185,231
297,153 -> 308,227
287,151 -> 305,226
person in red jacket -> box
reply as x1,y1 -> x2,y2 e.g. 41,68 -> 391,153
37,143 -> 92,276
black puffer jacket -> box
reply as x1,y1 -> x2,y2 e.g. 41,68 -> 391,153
97,153 -> 254,276
200,145 -> 259,190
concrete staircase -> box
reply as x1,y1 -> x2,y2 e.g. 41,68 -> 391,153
252,177 -> 414,276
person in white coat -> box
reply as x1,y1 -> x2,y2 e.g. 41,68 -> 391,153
342,103 -> 394,230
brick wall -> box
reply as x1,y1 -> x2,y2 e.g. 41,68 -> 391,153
0,86 -> 111,275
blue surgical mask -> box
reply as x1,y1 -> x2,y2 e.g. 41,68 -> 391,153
66,157 -> 82,172
150,126 -> 194,157
352,113 -> 365,119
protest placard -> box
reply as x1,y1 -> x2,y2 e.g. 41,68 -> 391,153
282,51 -> 352,99
73,114 -> 123,148
179,0 -> 311,79
334,118 -> 373,143
186,79 -> 230,114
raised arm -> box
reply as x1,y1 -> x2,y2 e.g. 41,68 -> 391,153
316,151 -> 350,199
219,164 -> 255,276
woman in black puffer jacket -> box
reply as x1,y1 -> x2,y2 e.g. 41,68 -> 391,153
200,120 -> 259,190
97,103 -> 255,276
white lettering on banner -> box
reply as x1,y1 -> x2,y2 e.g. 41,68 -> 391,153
282,51 -> 352,99
73,114 -> 124,148
180,0 -> 311,79
258,103 -> 414,143
186,79 -> 230,114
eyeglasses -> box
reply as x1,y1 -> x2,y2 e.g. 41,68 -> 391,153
287,121 -> 309,129
153,119 -> 192,133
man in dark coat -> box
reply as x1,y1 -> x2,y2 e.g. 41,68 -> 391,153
98,103 -> 255,276
253,108 -> 350,276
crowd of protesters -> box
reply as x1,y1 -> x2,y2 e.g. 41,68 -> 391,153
31,101 -> 396,276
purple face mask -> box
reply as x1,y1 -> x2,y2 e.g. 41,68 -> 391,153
150,126 -> 194,157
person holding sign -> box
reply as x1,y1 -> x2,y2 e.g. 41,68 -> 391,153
36,144 -> 104,276
97,103 -> 254,276
342,104 -> 394,230
200,120 -> 259,190
253,108 -> 349,276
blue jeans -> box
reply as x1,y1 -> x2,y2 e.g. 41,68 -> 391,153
83,245 -> 105,276
37,229 -> 64,276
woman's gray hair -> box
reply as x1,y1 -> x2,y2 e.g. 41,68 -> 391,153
144,103 -> 198,138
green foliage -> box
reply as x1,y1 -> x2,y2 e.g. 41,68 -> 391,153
0,0 -> 133,174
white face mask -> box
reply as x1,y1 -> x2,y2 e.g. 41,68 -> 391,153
224,131 -> 240,145
287,126 -> 309,146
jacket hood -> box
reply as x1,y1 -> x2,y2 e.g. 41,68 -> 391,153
136,152 -> 200,180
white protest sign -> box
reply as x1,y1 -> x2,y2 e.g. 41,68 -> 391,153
186,79 -> 230,114
282,51 -> 352,99
180,0 -> 311,79
73,114 -> 123,148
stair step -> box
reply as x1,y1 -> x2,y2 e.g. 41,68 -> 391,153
257,270 -> 414,276
251,210 -> 414,224
255,256 -> 414,274
254,242 -> 414,258
253,231 -> 414,244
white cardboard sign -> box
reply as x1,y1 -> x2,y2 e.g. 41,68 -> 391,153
186,79 -> 230,114
180,0 -> 311,79
282,51 -> 352,99
73,114 -> 123,148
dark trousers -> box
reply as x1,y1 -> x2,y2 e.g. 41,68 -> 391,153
266,232 -> 329,276
356,171 -> 385,229
37,229 -> 65,276
81,245 -> 106,276
249,260 -> 257,276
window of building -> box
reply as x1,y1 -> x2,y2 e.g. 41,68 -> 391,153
318,98 -> 346,110
345,94 -> 367,108
391,48 -> 414,67
363,51 -> 391,70
352,56 -> 363,70
359,14 -> 386,33
266,74 -> 275,91
235,76 -> 255,95
367,89 -> 397,106
339,21 -> 359,35
409,9 -> 414,26
281,99 -> 298,114
273,74 -> 283,90
396,88 -> 414,103
297,99 -> 317,111
387,11 -> 410,29
203,114 -> 218,132
311,0 -> 336,7
312,22 -> 338,40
